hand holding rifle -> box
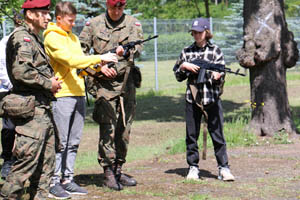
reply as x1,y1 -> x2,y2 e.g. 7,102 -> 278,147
98,52 -> 118,78
99,52 -> 118,64
211,72 -> 222,80
180,62 -> 200,74
99,64 -> 117,79
78,35 -> 159,78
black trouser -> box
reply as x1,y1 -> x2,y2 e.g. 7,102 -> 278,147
185,99 -> 229,168
1,118 -> 15,161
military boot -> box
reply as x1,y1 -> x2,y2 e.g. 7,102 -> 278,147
114,163 -> 137,186
103,166 -> 123,191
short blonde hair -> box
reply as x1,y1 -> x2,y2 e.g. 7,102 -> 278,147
55,1 -> 77,17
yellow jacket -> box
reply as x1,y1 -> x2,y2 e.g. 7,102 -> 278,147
44,22 -> 101,97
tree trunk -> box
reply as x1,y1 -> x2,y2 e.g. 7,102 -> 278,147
192,0 -> 201,17
236,0 -> 299,136
204,0 -> 210,18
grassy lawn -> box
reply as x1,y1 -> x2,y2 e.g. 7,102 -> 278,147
74,60 -> 300,170
1,60 -> 300,200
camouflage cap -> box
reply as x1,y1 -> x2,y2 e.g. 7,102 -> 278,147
22,0 -> 50,10
107,0 -> 126,7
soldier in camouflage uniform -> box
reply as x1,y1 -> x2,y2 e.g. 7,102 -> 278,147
79,0 -> 143,191
0,0 -> 62,199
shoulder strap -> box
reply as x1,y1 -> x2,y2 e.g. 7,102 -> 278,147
189,84 -> 208,160
119,66 -> 131,127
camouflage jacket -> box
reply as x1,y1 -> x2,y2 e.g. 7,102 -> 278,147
6,24 -> 54,104
79,13 -> 143,100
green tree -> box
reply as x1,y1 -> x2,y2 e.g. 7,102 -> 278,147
126,0 -> 233,19
0,0 -> 58,25
73,0 -> 106,18
0,0 -> 23,22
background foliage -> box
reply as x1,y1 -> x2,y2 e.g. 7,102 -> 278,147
0,0 -> 59,24
1,0 -> 300,22
126,0 -> 237,19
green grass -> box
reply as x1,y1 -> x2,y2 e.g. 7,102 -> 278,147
126,143 -> 167,162
168,122 -> 258,156
134,60 -> 300,156
75,151 -> 98,170
273,130 -> 293,144
121,188 -> 173,198
286,70 -> 300,81
189,194 -> 216,200
75,60 -> 300,169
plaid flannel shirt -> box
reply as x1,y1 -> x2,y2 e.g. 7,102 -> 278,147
173,41 -> 225,106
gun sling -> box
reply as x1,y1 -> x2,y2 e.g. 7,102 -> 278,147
119,65 -> 131,128
189,84 -> 208,160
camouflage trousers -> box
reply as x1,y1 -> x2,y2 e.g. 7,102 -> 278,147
0,107 -> 56,200
94,86 -> 136,167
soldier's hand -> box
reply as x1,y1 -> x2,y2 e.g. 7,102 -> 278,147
181,62 -> 200,74
212,71 -> 222,80
101,64 -> 117,79
116,46 -> 124,57
50,77 -> 62,94
99,52 -> 118,64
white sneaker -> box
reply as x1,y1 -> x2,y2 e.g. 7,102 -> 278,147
186,166 -> 199,180
218,167 -> 235,181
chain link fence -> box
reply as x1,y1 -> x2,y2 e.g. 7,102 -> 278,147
2,17 -> 300,64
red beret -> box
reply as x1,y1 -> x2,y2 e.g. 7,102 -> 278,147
107,0 -> 126,7
22,0 -> 50,9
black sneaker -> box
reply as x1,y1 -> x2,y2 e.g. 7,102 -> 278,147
1,159 -> 15,180
62,181 -> 88,195
48,183 -> 71,199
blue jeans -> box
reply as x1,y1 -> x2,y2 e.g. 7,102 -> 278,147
52,96 -> 86,183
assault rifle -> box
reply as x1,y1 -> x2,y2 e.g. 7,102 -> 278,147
104,34 -> 159,59
78,35 -> 159,77
190,59 -> 245,84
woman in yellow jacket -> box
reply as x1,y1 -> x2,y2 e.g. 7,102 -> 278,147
44,2 -> 117,199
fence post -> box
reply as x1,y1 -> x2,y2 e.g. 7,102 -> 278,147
2,19 -> 6,38
210,17 -> 213,33
154,17 -> 158,91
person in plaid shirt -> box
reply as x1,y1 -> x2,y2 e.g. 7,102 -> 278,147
173,17 -> 235,181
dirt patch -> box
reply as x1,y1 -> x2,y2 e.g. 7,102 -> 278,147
2,83 -> 300,199
69,138 -> 300,200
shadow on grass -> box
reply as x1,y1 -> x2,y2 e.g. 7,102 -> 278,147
291,106 -> 300,131
74,172 -> 136,188
74,173 -> 105,187
136,93 -> 247,122
85,92 -> 248,123
135,93 -> 185,122
223,100 -> 250,123
222,100 -> 245,114
165,168 -> 218,179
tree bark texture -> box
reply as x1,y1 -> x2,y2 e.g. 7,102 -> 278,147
192,0 -> 202,17
204,0 -> 210,18
236,0 -> 299,136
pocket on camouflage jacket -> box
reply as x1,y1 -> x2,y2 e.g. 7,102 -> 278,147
1,94 -> 35,119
